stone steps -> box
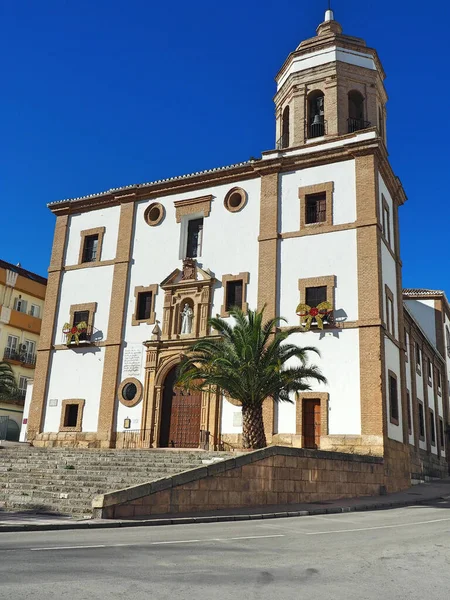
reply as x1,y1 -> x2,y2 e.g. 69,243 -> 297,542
0,447 -> 233,517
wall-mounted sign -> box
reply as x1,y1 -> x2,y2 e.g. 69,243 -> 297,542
123,345 -> 143,376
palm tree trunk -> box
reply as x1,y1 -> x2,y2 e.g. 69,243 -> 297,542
242,403 -> 267,449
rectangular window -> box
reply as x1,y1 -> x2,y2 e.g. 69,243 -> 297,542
136,292 -> 153,321
430,409 -> 436,445
439,418 -> 445,449
186,218 -> 203,258
306,286 -> 327,307
447,326 -> 450,358
13,297 -> 28,313
18,376 -> 28,397
382,196 -> 391,244
416,342 -> 421,367
6,335 -> 19,351
436,369 -> 442,392
30,304 -> 40,318
404,330 -> 409,362
385,286 -> 395,336
418,402 -> 425,440
427,358 -> 432,386
407,391 -> 412,434
225,280 -> 243,312
82,234 -> 99,263
64,404 -> 79,428
389,373 -> 399,425
305,193 -> 327,224
73,310 -> 90,341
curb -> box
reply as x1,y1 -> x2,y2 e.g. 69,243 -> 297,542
1,493 -> 448,533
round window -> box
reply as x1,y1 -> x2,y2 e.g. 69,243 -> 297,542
122,382 -> 137,401
144,202 -> 165,226
224,188 -> 247,213
118,378 -> 143,407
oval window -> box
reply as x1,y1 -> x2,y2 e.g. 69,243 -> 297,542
118,378 -> 143,407
144,202 -> 165,226
224,188 -> 247,213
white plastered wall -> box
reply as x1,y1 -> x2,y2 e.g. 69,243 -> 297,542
277,224 -> 360,435
280,160 -> 356,233
119,178 -> 261,432
64,205 -> 121,266
404,299 -> 437,347
404,331 -> 414,446
43,348 -> 105,432
379,173 -> 403,442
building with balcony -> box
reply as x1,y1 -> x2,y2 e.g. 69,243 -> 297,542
24,11 -> 449,488
0,260 -> 47,440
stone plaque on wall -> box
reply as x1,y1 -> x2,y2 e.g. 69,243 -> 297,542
233,411 -> 243,427
123,345 -> 143,376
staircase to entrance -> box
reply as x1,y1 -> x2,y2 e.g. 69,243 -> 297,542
0,447 -> 233,518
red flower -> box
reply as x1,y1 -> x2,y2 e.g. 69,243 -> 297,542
71,327 -> 77,334
309,307 -> 319,317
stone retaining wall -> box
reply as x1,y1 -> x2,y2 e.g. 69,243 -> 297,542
92,446 -> 385,519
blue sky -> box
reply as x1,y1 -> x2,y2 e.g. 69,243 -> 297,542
1,0 -> 449,292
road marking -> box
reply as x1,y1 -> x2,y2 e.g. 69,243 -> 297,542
306,517 -> 450,535
29,534 -> 285,551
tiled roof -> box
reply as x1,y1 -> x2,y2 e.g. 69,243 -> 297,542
47,160 -> 253,207
0,259 -> 47,286
403,288 -> 444,296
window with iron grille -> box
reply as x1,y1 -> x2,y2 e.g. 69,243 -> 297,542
305,193 -> 326,224
429,409 -> 436,445
82,234 -> 99,262
406,391 -> 412,434
418,402 -> 425,439
186,218 -> 203,258
136,292 -> 153,321
305,286 -> 327,308
389,373 -> 399,424
73,310 -> 89,341
64,404 -> 79,428
225,280 -> 243,312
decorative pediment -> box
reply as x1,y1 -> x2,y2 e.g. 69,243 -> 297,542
161,259 -> 214,289
160,259 -> 215,340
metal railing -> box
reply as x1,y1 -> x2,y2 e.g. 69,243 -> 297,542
276,133 -> 290,150
308,118 -> 327,139
306,204 -> 326,224
62,325 -> 103,346
348,117 -> 371,133
3,347 -> 36,367
117,429 -> 153,449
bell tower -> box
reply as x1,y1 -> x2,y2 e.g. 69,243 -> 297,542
274,10 -> 388,149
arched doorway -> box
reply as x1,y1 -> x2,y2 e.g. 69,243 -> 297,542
159,366 -> 202,448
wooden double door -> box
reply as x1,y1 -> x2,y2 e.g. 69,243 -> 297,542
159,367 -> 202,448
302,399 -> 321,449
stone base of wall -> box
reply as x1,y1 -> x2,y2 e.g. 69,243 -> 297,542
383,438 -> 411,493
32,432 -> 113,449
320,435 -> 384,457
92,446 -> 386,519
410,447 -> 448,481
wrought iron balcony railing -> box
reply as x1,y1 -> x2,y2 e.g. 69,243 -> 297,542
308,118 -> 327,139
348,117 -> 371,133
3,347 -> 36,367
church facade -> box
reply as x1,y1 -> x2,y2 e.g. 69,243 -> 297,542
25,11 -> 449,482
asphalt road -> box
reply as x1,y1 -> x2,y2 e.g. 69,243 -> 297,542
1,500 -> 450,600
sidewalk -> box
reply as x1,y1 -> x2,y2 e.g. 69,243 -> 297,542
1,478 -> 450,533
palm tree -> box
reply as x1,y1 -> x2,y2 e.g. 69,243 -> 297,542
0,361 -> 18,401
177,307 -> 326,449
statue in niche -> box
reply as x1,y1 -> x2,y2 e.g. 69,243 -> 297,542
180,303 -> 194,334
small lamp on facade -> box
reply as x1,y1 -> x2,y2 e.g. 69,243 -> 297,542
124,417 -> 131,430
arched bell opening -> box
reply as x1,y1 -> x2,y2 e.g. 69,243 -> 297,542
307,90 -> 325,139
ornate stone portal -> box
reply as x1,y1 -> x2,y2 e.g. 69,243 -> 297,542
139,260 -> 221,448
